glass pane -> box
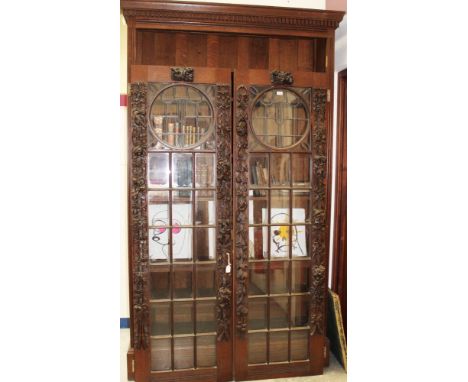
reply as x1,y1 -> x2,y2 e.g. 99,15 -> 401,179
148,153 -> 169,188
173,228 -> 192,261
196,300 -> 216,333
270,153 -> 290,186
270,189 -> 290,222
194,227 -> 215,261
270,261 -> 289,294
151,302 -> 170,336
248,332 -> 267,364
172,153 -> 193,188
249,262 -> 267,296
291,261 -> 310,293
149,84 -> 214,150
172,190 -> 193,226
197,335 -> 216,367
150,266 -> 170,300
249,190 -> 268,225
249,154 -> 269,187
270,296 -> 289,329
173,264 -> 193,299
292,154 -> 311,187
248,297 -> 267,330
291,295 -> 309,327
196,263 -> 216,297
195,154 -> 215,188
174,337 -> 194,369
149,228 -> 170,263
174,301 -> 194,335
151,338 -> 171,371
251,89 -> 309,149
292,190 -> 311,224
291,330 -> 309,360
148,191 -> 169,226
291,225 -> 309,258
194,190 -> 215,225
249,226 -> 267,260
270,331 -> 288,362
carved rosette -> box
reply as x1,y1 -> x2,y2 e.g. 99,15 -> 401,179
171,67 -> 194,82
271,70 -> 294,85
310,88 -> 327,336
130,83 -> 150,350
235,86 -> 250,335
215,85 -> 233,342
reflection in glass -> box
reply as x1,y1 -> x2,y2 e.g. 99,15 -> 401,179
172,190 -> 193,226
270,296 -> 289,328
249,226 -> 267,260
151,302 -> 170,336
172,153 -> 193,188
292,191 -> 310,224
291,295 -> 309,327
173,264 -> 193,299
197,335 -> 216,367
270,153 -> 290,186
150,268 -> 170,300
151,338 -> 171,371
248,297 -> 267,330
196,300 -> 216,333
270,261 -> 290,294
195,154 -> 215,188
270,331 -> 289,362
174,301 -> 194,335
291,330 -> 309,360
248,332 -> 267,364
172,228 -> 193,261
196,264 -> 216,297
292,154 -> 311,186
249,154 -> 269,187
291,261 -> 311,293
174,337 -> 194,369
291,225 -> 309,258
249,190 -> 268,225
148,153 -> 169,188
194,190 -> 215,225
194,228 -> 215,261
249,262 -> 267,296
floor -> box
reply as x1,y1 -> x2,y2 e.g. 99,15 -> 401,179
120,329 -> 346,382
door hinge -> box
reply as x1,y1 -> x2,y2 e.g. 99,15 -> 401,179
324,345 -> 327,359
325,55 -> 328,69
327,89 -> 331,102
132,359 -> 135,373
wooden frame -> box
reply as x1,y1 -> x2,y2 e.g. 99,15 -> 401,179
122,2 -> 345,381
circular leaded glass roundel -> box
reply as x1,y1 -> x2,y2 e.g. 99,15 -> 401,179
149,84 -> 214,149
251,88 -> 310,149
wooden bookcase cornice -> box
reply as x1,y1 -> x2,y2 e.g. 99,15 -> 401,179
121,0 -> 345,34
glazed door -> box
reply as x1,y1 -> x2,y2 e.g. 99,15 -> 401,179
129,67 -> 233,382
232,69 -> 330,380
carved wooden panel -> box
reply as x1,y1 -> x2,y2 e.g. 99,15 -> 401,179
310,88 -> 327,336
234,86 -> 250,335
130,82 -> 150,350
270,70 -> 294,85
215,85 -> 233,341
171,67 -> 194,82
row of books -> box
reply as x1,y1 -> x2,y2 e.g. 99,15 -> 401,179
153,116 -> 203,146
250,160 -> 268,186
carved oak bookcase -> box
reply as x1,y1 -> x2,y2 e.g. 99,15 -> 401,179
122,1 -> 344,381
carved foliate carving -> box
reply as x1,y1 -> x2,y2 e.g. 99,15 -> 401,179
216,85 -> 233,342
309,88 -> 327,336
171,67 -> 194,82
271,70 -> 294,85
235,86 -> 250,335
130,83 -> 150,350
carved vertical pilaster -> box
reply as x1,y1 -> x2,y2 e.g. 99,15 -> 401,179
216,85 -> 233,342
130,83 -> 150,350
310,88 -> 327,336
235,86 -> 250,336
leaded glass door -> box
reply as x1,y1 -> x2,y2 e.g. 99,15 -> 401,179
233,70 -> 330,380
129,67 -> 233,382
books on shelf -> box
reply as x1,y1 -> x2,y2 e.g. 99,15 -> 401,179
152,115 -> 202,147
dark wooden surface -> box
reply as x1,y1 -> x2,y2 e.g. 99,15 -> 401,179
123,1 -> 345,381
331,69 -> 347,337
